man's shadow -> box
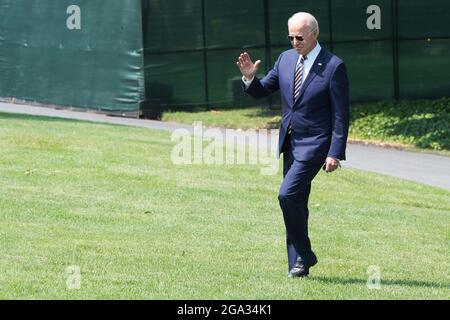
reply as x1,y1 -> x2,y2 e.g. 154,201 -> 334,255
309,276 -> 448,289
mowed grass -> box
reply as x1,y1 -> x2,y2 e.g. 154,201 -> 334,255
0,112 -> 449,299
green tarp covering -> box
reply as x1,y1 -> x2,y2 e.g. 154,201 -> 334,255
0,0 -> 144,111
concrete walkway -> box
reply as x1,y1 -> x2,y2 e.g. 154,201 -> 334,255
1,101 -> 449,191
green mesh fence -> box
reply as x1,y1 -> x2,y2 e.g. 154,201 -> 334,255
141,0 -> 450,109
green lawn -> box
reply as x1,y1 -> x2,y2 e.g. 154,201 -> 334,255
0,112 -> 449,299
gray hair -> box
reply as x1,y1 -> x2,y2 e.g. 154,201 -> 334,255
288,12 -> 320,35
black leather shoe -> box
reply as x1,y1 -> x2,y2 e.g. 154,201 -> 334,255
288,254 -> 318,278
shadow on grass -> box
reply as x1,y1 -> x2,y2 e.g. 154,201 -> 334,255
161,103 -> 281,113
0,111 -> 128,128
310,275 -> 449,289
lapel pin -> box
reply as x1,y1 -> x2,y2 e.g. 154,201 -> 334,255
318,63 -> 322,66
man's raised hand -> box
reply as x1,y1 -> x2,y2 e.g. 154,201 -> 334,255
236,52 -> 261,81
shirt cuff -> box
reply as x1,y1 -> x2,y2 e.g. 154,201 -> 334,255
242,76 -> 254,88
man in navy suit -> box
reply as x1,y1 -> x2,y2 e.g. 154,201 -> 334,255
236,12 -> 349,277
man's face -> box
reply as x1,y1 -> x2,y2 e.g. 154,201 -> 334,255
288,21 -> 318,56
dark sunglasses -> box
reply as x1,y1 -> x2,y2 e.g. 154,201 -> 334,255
287,29 -> 316,42
287,35 -> 306,42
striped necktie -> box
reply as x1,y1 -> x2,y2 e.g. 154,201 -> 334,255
293,56 -> 305,102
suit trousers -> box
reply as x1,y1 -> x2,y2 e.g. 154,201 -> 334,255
279,134 -> 323,271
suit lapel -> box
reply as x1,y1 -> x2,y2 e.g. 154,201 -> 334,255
296,48 -> 326,102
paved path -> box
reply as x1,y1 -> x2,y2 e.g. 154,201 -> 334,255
1,101 -> 449,190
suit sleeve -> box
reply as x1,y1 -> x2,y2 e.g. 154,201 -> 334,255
328,62 -> 350,160
243,53 -> 282,98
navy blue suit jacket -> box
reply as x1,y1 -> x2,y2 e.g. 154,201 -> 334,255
245,47 -> 350,163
